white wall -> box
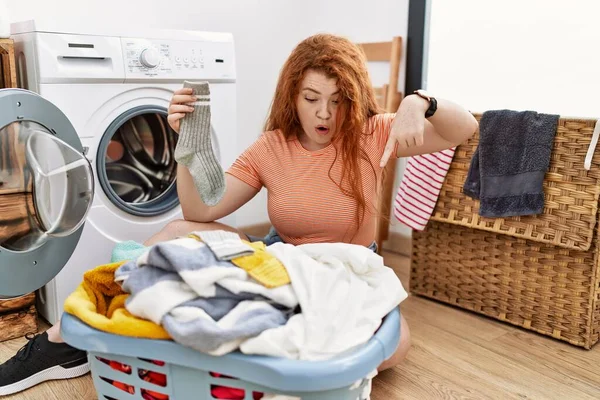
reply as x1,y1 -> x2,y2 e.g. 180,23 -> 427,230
425,0 -> 600,118
3,0 -> 410,231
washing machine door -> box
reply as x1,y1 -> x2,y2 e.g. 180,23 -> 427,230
0,89 -> 93,299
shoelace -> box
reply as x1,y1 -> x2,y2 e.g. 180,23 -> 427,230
14,333 -> 40,362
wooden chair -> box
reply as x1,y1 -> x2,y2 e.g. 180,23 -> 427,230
0,38 -> 17,88
357,37 -> 403,253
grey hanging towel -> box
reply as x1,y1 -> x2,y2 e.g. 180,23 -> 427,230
463,109 -> 559,217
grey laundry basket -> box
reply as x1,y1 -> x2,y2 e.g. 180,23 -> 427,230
60,308 -> 401,400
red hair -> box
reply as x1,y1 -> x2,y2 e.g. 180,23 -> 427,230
264,33 -> 382,238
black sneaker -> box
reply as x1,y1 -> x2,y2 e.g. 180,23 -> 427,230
0,332 -> 90,396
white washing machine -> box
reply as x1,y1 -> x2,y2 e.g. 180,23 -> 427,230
9,20 -> 238,324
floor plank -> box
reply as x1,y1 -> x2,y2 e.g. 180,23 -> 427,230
0,250 -> 598,399
377,250 -> 600,400
400,301 -> 595,399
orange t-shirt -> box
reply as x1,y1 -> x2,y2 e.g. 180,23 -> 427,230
226,113 -> 395,246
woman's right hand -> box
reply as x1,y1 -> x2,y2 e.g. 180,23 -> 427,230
167,88 -> 197,133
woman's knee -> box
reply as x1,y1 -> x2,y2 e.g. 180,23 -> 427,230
162,218 -> 196,237
378,312 -> 411,371
156,219 -> 248,242
398,313 -> 411,359
144,219 -> 203,246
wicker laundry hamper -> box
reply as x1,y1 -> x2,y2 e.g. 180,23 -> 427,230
410,114 -> 600,349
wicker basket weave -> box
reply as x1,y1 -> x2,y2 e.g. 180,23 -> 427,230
410,114 -> 600,349
430,116 -> 600,251
411,221 -> 600,348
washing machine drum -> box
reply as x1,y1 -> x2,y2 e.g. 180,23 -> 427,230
0,89 -> 93,299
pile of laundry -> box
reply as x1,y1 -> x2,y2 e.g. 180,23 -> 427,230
64,230 -> 407,399
66,230 -> 407,359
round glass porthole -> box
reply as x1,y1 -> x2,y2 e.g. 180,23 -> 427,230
0,121 -> 93,252
96,106 -> 180,217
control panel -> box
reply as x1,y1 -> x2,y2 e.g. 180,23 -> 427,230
121,38 -> 235,82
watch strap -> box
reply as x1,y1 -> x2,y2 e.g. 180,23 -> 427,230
425,96 -> 437,118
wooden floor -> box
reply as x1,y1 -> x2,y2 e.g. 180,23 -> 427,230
1,251 -> 599,399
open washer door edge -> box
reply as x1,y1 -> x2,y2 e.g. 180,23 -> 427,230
0,89 -> 93,299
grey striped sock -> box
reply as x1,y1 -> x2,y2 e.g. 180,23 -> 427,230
175,81 -> 225,206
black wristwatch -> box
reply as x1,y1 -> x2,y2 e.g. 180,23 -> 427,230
413,89 -> 437,118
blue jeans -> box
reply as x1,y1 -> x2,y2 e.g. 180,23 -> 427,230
248,227 -> 378,253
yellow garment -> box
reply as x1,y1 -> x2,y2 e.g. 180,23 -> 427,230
63,261 -> 170,339
186,233 -> 291,288
231,241 -> 291,288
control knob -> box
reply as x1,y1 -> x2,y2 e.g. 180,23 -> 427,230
139,48 -> 160,68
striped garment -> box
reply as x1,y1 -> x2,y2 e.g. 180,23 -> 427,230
194,230 -> 255,260
393,148 -> 455,231
227,114 -> 397,246
114,236 -> 296,356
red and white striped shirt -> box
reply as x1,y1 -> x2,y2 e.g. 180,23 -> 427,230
393,148 -> 455,230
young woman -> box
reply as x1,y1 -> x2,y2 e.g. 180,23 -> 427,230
0,33 -> 477,395
159,33 -> 476,370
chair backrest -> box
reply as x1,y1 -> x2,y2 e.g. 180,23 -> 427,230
357,36 -> 403,253
358,36 -> 403,112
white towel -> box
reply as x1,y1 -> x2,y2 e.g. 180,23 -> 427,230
240,242 -> 407,361
393,148 -> 455,230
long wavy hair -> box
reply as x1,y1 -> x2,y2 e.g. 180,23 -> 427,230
263,34 -> 382,238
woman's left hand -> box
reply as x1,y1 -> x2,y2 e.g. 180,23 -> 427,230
379,95 -> 429,168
